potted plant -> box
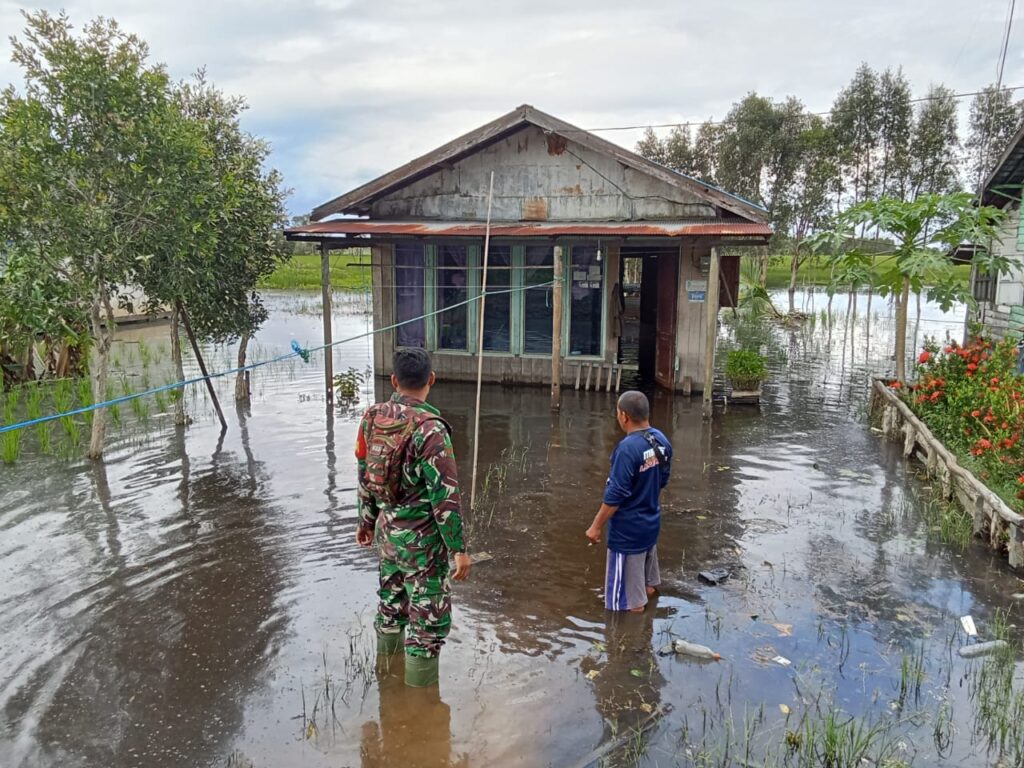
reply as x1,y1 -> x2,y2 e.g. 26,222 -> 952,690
724,349 -> 767,393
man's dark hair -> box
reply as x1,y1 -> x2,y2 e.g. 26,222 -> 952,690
393,348 -> 433,389
617,390 -> 650,422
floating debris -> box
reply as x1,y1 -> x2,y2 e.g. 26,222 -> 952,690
958,640 -> 1008,658
960,615 -> 978,637
772,655 -> 792,667
699,568 -> 730,586
671,639 -> 721,661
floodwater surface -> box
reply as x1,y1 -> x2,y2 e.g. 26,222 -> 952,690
1,290 -> 1023,768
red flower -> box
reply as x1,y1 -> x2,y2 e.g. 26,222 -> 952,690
931,391 -> 942,401
972,409 -> 981,418
944,345 -> 954,354
889,380 -> 903,390
984,414 -> 995,423
1017,474 -> 1024,485
991,377 -> 1000,385
919,350 -> 932,364
967,362 -> 979,372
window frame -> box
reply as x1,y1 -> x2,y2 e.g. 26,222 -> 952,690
391,239 -> 606,360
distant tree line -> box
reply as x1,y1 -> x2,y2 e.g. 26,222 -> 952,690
635,64 -> 1024,256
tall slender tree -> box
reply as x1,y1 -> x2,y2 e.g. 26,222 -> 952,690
877,67 -> 913,201
831,64 -> 882,211
908,85 -> 960,200
966,85 -> 1024,191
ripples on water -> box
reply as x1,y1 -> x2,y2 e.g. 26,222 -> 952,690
0,289 -> 1021,768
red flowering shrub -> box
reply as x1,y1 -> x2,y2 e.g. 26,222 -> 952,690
902,336 -> 1024,510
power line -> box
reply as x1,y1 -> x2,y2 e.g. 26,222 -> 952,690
577,84 -> 1024,134
997,0 -> 1017,86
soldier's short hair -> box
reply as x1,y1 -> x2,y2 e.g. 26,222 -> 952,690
393,348 -> 433,389
617,390 -> 650,422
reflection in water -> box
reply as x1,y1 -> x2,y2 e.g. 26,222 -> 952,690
360,658 -> 468,768
584,601 -> 666,754
2,290 -> 1023,768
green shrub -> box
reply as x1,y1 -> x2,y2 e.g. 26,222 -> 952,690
724,349 -> 767,390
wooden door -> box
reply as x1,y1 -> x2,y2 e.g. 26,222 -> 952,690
655,253 -> 678,389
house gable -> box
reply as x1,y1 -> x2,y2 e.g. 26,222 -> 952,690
311,105 -> 767,224
368,125 -> 719,222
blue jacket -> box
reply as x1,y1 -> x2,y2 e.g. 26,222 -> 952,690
603,428 -> 672,554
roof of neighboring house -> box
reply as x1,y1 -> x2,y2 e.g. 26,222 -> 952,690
287,219 -> 772,242
982,123 -> 1024,207
308,104 -> 769,224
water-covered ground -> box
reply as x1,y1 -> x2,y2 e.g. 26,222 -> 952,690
1,289 -> 1022,768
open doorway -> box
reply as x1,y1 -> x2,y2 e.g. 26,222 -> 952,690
618,247 -> 678,385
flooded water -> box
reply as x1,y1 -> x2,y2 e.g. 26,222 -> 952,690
1,289 -> 1022,768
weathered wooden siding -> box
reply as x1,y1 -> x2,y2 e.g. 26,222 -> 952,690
370,126 -> 718,222
675,242 -> 709,391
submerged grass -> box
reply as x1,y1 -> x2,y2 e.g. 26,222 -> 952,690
259,252 -> 372,291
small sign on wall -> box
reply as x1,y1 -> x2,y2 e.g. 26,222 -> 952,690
686,279 -> 708,303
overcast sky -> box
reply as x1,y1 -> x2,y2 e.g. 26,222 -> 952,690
1,0 -> 1022,216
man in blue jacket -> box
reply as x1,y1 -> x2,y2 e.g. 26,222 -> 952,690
585,390 -> 672,612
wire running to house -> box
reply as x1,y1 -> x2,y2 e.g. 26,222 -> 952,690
576,84 -> 1024,133
0,279 -> 561,436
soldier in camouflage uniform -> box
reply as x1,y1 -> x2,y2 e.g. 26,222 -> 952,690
356,348 -> 471,687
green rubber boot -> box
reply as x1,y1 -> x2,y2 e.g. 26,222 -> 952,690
376,628 -> 405,656
404,654 -> 439,688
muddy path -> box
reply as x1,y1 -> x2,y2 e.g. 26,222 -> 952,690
1,290 -> 1022,768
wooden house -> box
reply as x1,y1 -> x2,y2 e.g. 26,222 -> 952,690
969,124 -> 1024,340
286,105 -> 771,398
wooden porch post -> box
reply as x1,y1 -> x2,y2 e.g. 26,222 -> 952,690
321,242 -> 334,405
702,247 -> 720,419
551,245 -> 564,411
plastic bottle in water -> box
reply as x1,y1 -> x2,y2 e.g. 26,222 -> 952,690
673,639 -> 722,661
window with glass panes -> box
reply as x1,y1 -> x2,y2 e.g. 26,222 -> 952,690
392,241 -> 604,358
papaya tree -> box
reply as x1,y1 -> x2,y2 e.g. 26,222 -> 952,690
810,193 -> 1009,381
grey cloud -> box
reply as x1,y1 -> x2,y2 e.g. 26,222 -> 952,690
1,0 -> 1021,214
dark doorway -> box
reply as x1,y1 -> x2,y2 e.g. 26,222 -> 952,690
619,247 -> 678,385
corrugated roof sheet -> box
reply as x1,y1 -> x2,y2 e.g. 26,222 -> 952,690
286,219 -> 772,240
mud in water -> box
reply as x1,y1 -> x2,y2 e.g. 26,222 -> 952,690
1,289 -> 1022,768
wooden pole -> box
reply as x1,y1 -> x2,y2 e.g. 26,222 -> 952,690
176,300 -> 227,433
469,172 -> 495,514
551,246 -> 564,411
702,247 -> 721,420
321,241 -> 334,405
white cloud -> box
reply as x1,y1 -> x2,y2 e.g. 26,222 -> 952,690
1,0 -> 1022,214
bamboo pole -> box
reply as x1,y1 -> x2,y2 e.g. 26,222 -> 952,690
176,300 -> 227,433
321,242 -> 334,405
551,246 -> 564,410
469,171 -> 495,514
702,247 -> 721,419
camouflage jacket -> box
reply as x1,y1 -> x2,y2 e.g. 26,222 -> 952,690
355,393 -> 466,555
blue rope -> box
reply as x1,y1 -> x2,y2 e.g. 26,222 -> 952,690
0,280 -> 559,435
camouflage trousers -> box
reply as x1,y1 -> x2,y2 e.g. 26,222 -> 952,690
375,552 -> 452,659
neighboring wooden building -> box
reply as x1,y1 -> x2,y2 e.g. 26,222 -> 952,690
287,105 -> 771,395
970,124 -> 1024,340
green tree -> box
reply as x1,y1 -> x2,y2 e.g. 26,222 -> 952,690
691,120 -> 722,183
716,92 -> 776,203
908,85 -> 960,200
635,127 -> 667,166
0,11 -> 187,458
811,193 -> 1009,380
877,67 -> 913,201
785,117 -> 840,311
831,64 -> 881,211
965,85 -> 1023,191
136,72 -> 289,412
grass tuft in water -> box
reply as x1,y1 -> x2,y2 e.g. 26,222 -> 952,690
2,393 -> 22,464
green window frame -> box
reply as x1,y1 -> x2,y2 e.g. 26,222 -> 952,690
398,240 -> 605,359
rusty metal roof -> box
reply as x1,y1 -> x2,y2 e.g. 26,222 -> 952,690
286,219 -> 772,241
